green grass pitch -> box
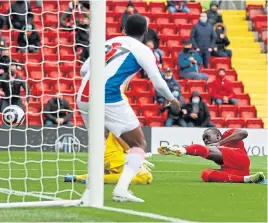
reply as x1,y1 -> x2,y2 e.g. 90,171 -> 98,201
0,152 -> 266,222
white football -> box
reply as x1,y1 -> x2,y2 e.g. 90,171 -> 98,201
2,105 -> 25,127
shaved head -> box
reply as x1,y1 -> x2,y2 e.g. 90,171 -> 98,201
202,128 -> 222,145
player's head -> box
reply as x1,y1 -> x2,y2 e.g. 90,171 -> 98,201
124,14 -> 148,42
202,127 -> 222,145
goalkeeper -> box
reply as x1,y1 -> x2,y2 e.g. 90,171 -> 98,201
64,131 -> 153,185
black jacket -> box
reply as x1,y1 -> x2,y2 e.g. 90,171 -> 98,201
18,30 -> 41,48
160,96 -> 186,119
0,56 -> 24,73
214,23 -> 230,51
44,97 -> 73,123
9,1 -> 33,29
145,28 -> 160,49
0,73 -> 30,102
191,22 -> 216,51
76,24 -> 90,46
206,2 -> 223,26
184,91 -> 211,127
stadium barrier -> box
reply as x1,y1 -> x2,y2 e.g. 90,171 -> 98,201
0,126 -> 266,156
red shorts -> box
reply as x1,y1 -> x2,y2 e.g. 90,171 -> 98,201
219,146 -> 250,176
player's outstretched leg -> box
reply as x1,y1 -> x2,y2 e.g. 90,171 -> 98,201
201,169 -> 265,183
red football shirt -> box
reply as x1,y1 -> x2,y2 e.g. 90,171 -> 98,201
221,129 -> 246,153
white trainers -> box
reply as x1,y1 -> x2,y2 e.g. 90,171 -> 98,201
157,145 -> 186,157
112,188 -> 144,203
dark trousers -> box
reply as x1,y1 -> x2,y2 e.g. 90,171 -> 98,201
1,98 -> 25,112
199,50 -> 211,68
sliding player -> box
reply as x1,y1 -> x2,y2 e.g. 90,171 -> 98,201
64,132 -> 153,185
158,128 -> 265,183
76,15 -> 180,202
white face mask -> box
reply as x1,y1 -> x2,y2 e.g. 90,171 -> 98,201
192,97 -> 200,104
200,17 -> 208,23
165,75 -> 172,80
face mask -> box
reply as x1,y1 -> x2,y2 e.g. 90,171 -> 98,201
172,91 -> 179,98
219,74 -> 225,79
10,70 -> 16,76
165,75 -> 172,80
183,48 -> 191,53
200,17 -> 207,23
192,97 -> 200,104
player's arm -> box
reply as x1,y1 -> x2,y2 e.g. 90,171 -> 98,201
218,129 -> 248,146
135,47 -> 176,103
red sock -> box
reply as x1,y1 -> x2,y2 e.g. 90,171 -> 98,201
185,144 -> 209,158
201,169 -> 244,183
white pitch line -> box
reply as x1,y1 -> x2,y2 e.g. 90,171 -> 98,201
99,206 -> 195,223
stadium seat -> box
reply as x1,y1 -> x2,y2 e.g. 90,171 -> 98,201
161,46 -> 170,57
133,2 -> 148,13
211,117 -> 225,128
141,104 -> 160,117
0,2 -> 9,14
225,118 -> 245,128
245,118 -> 264,128
178,24 -> 193,39
138,116 -> 146,126
148,2 -> 166,13
186,2 -> 202,14
153,13 -> 171,25
73,116 -> 85,126
43,12 -> 59,28
106,22 -> 121,33
130,104 -> 141,116
124,91 -> 135,104
146,116 -> 165,127
136,92 -> 154,104
208,105 -> 218,118
172,13 -> 189,25
171,46 -> 183,61
106,12 -> 118,22
27,114 -> 42,125
113,2 -> 128,13
210,57 -> 232,70
129,80 -> 150,93
246,4 -> 264,20
162,57 -> 175,69
166,35 -> 183,48
252,15 -> 267,31
238,106 -> 257,118
178,80 -> 187,92
158,24 -> 177,35
190,14 -> 200,25
42,47 -> 56,55
187,80 -> 206,93
232,81 -> 244,94
200,93 -> 211,104
236,93 -> 250,106
201,69 -> 217,82
218,105 -> 238,119
225,69 -> 238,81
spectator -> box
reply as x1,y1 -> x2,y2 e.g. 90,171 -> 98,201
8,0 -> 33,30
0,15 -> 6,29
191,13 -> 216,68
0,48 -> 24,74
206,1 -> 223,26
44,92 -> 73,127
60,0 -> 90,30
178,39 -> 208,80
146,40 -> 162,70
160,91 -> 187,127
212,23 -> 232,58
76,17 -> 90,56
0,63 -> 30,112
120,2 -> 138,32
183,91 -> 215,127
210,68 -> 237,105
167,0 -> 190,13
17,24 -> 41,53
156,68 -> 181,104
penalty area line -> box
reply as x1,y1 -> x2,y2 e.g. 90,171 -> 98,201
98,206 -> 196,223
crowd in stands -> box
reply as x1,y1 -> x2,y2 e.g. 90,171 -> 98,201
0,0 -> 264,128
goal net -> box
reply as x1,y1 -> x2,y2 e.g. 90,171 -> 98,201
0,0 -> 105,208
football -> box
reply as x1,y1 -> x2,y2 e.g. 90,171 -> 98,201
2,105 -> 25,127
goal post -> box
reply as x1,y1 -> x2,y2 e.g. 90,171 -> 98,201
0,0 -> 106,208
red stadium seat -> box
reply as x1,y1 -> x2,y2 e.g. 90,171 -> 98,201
236,93 -> 250,106
252,15 -> 267,31
178,24 -> 193,39
133,2 -> 148,13
187,80 -> 206,93
172,13 -> 189,25
200,92 -> 211,104
148,2 -> 166,13
232,81 -> 244,94
153,13 -> 171,25
107,32 -> 124,39
161,46 -> 171,57
218,105 -> 238,119
43,12 -> 59,28
245,118 -> 264,128
186,2 -> 202,14
211,117 -> 225,128
238,106 -> 257,118
42,47 -> 56,55
200,69 -> 217,82
178,80 -> 187,92
246,5 -> 264,19
106,22 -> 121,33
43,0 -> 58,11
171,46 -> 183,61
138,116 -> 146,126
208,105 -> 218,118
129,80 -> 150,93
166,35 -> 182,48
130,104 -> 141,116
210,57 -> 232,70
141,104 -> 160,117
106,12 -> 118,22
113,2 -> 128,13
124,91 -> 135,104
162,57 -> 175,69
136,92 -> 154,104
158,24 -> 177,35
146,116 -> 165,126
26,114 -> 42,125
225,118 -> 245,128
0,2 -> 9,14
190,14 -> 200,25
225,69 -> 238,81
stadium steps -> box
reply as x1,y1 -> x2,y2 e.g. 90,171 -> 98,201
222,10 -> 267,128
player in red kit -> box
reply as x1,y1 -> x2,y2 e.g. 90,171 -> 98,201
158,128 -> 265,183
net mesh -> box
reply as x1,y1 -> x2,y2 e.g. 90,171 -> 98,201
0,0 -> 89,204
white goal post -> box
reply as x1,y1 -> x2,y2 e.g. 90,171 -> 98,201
0,0 -> 106,208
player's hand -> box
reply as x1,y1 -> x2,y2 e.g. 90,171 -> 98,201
190,113 -> 198,119
170,98 -> 181,109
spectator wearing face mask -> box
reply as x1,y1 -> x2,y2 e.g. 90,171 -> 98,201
178,40 -> 208,80
17,24 -> 41,53
160,92 -> 187,127
44,92 -> 73,127
191,13 -> 216,68
212,23 -> 232,58
167,0 -> 190,13
76,17 -> 90,60
0,63 -> 30,112
121,2 -> 138,32
206,1 -> 223,26
156,68 -> 181,104
183,91 -> 215,127
210,68 -> 237,105
146,40 -> 162,70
